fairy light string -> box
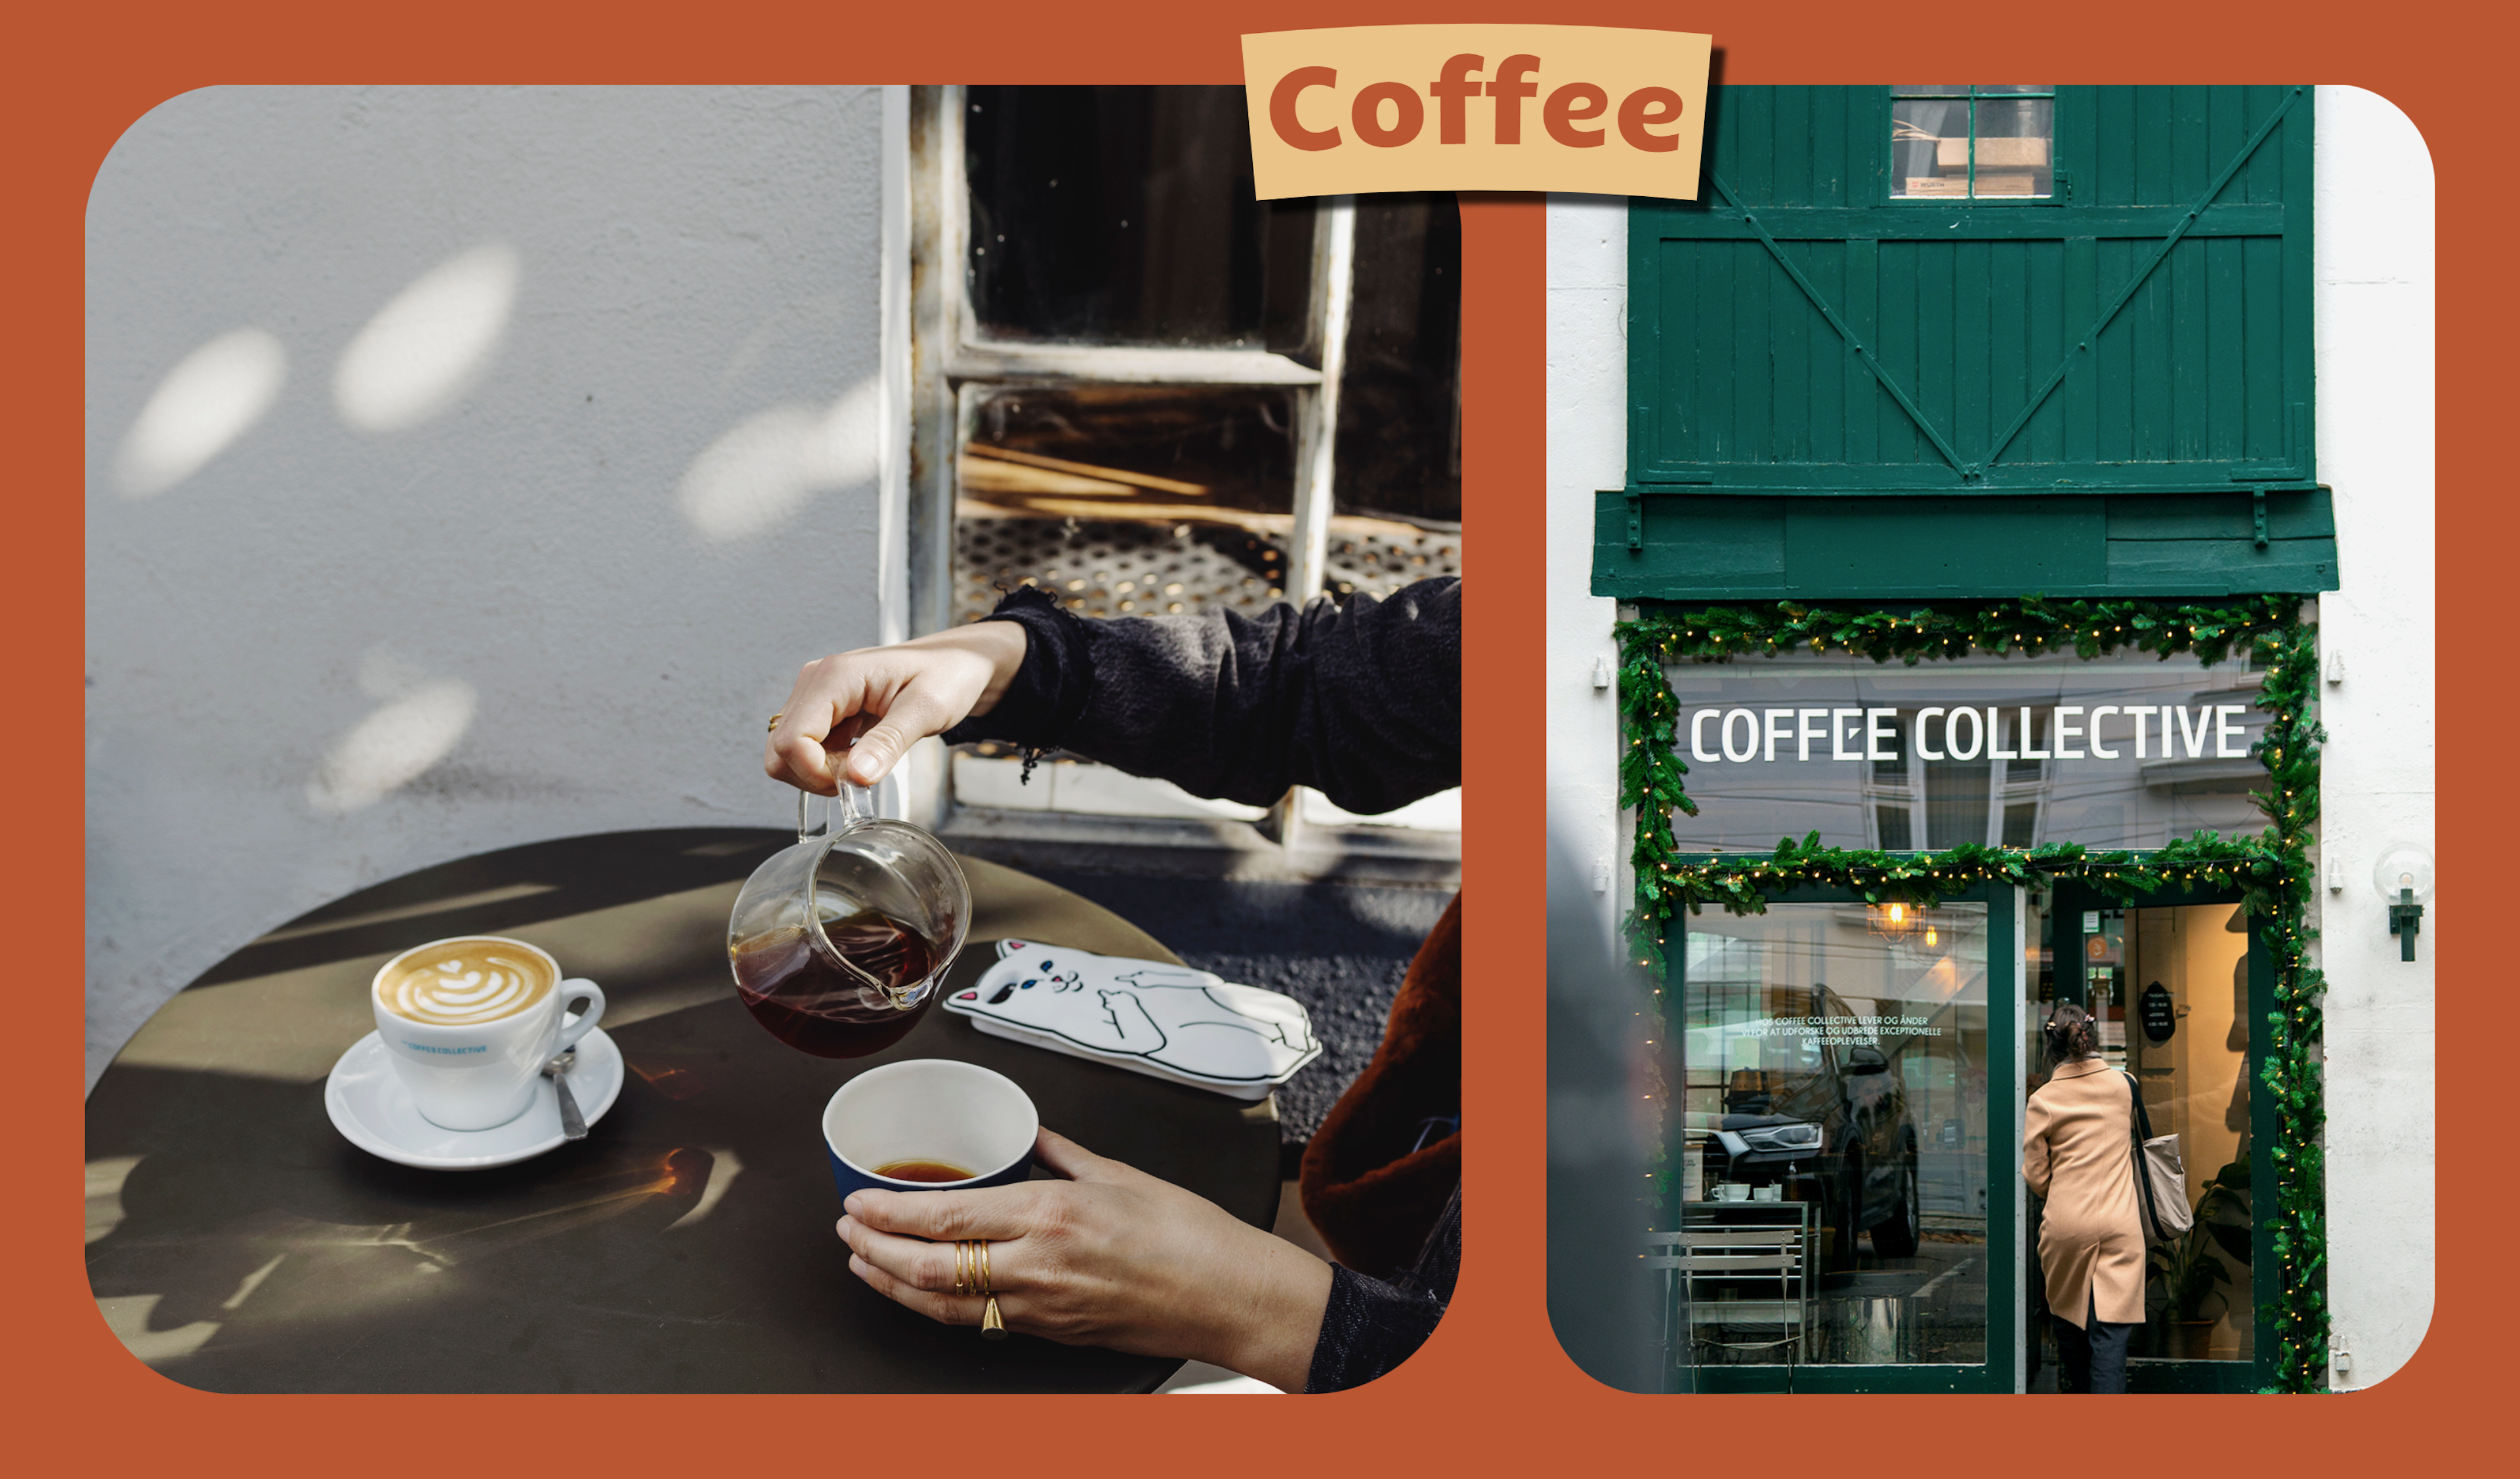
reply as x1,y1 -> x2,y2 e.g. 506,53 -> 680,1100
1614,593 -> 2330,1392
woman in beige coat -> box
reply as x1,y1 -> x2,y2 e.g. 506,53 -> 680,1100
2023,1003 -> 2143,1392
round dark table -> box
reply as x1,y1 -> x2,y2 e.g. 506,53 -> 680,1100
83,829 -> 1284,1392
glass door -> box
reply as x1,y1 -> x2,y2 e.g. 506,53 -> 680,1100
2034,883 -> 2273,1392
1668,883 -> 2017,1392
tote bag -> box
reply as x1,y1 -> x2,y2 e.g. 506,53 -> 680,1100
2123,1072 -> 2193,1246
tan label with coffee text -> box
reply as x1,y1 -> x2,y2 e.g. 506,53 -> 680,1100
1242,25 -> 1711,199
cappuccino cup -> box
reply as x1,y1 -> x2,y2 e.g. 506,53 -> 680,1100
371,936 -> 605,1132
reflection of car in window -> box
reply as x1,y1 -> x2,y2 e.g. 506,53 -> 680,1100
1700,984 -> 1922,1267
1897,1007 -> 1985,1222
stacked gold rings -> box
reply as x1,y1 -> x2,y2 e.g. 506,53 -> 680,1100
766,713 -> 784,733
953,1239 -> 1007,1341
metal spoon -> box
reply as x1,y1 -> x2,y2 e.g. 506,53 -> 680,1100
543,1050 -> 587,1140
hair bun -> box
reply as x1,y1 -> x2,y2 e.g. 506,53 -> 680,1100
2043,1001 -> 2100,1065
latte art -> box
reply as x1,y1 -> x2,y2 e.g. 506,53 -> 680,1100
379,940 -> 556,1026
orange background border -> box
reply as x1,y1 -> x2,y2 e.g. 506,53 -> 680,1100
17,1 -> 2499,1470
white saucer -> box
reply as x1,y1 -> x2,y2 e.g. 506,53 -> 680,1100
324,1026 -> 625,1170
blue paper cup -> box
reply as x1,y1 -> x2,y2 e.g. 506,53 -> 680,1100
822,1058 -> 1037,1201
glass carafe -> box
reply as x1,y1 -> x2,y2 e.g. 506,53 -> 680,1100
726,785 -> 971,1058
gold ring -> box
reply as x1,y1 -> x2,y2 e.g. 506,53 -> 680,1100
978,1239 -> 993,1297
981,1294 -> 1007,1340
955,1239 -> 973,1297
767,712 -> 785,733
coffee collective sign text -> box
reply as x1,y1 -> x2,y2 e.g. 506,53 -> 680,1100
1685,704 -> 2257,764
1240,25 -> 1712,199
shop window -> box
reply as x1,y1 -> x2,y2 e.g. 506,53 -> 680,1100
1890,86 -> 2055,199
1922,753 -> 1992,850
1672,646 -> 2260,856
1681,896 -> 1996,1369
914,86 -> 1462,852
1862,708 -> 2047,852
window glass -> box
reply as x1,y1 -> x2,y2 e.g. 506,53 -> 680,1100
964,86 -> 1314,348
942,87 -> 1461,834
1663,646 -> 2267,853
2120,904 -> 2254,1365
1891,86 -> 2055,199
1684,901 -> 1990,1365
2034,901 -> 2254,1370
1327,194 -> 1464,603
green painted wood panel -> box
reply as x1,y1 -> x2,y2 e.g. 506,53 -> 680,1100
1592,491 -> 2340,600
1624,85 -> 2314,495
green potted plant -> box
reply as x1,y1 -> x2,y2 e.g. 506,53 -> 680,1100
2149,1225 -> 2231,1357
2147,1162 -> 2248,1360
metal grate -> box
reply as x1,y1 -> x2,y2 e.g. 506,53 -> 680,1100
1322,525 -> 1462,602
956,514 -> 1460,625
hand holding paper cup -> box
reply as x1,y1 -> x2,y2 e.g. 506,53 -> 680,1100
821,1058 -> 1038,1200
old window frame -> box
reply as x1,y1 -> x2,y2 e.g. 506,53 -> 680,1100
904,85 -> 1458,879
1886,86 -> 2063,205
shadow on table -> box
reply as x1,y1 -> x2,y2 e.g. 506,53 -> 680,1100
86,830 -> 1280,1393
88,1005 -> 1269,1390
189,829 -> 793,989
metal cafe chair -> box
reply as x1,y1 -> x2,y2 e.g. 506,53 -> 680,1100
1645,1203 -> 1813,1390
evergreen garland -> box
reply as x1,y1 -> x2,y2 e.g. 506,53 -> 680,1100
1614,593 -> 2330,1392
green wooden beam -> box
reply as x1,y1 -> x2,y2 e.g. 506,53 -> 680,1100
1591,490 -> 2340,600
1633,201 -> 2288,242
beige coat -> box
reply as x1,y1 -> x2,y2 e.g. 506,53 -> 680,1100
2023,1058 -> 2146,1327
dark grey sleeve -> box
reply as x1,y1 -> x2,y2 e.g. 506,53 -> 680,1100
942,577 -> 1460,816
1303,1267 -> 1447,1394
1303,1186 -> 1460,1393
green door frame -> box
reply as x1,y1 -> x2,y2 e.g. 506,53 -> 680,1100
2045,877 -> 2275,1393
1664,877 -> 2019,1394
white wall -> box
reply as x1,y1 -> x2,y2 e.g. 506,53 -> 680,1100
2312,85 -> 2435,1392
86,87 -> 890,1089
1545,196 -> 1628,967
1543,85 -> 2437,1388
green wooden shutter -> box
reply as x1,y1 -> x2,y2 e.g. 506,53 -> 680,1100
1597,85 -> 2335,602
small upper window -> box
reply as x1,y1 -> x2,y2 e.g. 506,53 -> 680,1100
964,86 -> 1311,349
1890,85 -> 2055,199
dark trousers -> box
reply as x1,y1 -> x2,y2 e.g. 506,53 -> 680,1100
2052,1294 -> 2133,1394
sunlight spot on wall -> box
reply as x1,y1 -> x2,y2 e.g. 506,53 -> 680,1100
114,328 -> 287,497
356,644 -> 434,699
677,373 -> 881,540
333,242 -> 521,432
307,678 -> 478,814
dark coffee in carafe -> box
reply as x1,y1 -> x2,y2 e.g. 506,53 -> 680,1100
730,911 -> 942,1058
